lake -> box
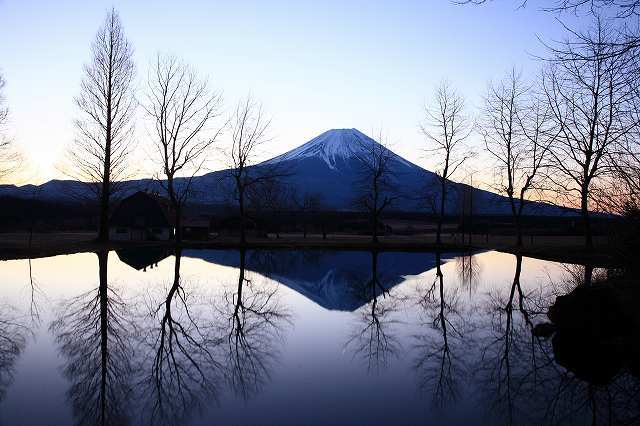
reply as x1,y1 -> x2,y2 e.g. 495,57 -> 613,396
0,249 -> 637,425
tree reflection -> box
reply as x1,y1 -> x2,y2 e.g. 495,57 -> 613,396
0,299 -> 28,403
51,250 -> 134,426
221,249 -> 290,400
475,254 -> 546,425
413,252 -> 465,408
455,251 -> 480,296
137,247 -> 223,426
474,257 -> 640,425
533,265 -> 640,425
345,251 -> 401,372
26,258 -> 43,325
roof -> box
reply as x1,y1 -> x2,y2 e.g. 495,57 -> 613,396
115,248 -> 172,270
109,191 -> 174,228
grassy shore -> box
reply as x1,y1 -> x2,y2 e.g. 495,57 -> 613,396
0,231 -> 617,266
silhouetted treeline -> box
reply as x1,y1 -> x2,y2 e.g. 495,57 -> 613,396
0,196 -> 98,231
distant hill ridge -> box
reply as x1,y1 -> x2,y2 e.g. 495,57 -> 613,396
0,128 -> 574,216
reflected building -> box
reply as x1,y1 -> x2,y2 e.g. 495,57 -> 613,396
115,248 -> 171,272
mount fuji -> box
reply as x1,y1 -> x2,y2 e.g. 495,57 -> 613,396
0,128 -> 569,216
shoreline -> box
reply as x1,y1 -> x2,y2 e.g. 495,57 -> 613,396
0,232 -> 619,267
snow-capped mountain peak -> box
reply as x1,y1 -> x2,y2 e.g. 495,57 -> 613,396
263,128 -> 412,170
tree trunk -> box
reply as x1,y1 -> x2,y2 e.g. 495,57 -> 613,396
97,250 -> 109,422
437,176 -> 446,246
581,186 -> 593,249
515,215 -> 522,247
372,210 -> 378,244
174,208 -> 182,244
98,51 -> 113,244
168,179 -> 182,244
239,186 -> 246,245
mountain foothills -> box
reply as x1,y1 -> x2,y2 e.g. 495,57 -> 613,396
0,129 -> 570,216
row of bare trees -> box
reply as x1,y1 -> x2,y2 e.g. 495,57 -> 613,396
65,9 -> 278,244
421,16 -> 640,248
7,7 -> 639,248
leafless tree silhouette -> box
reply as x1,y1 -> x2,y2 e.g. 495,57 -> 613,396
474,255 -> 553,425
248,178 -> 295,238
293,191 -> 323,238
64,9 -> 136,242
455,251 -> 481,296
0,72 -> 21,183
226,96 -> 288,244
458,0 -> 640,19
353,131 -> 397,243
542,18 -> 639,247
481,69 -> 558,246
413,252 -> 466,408
0,302 -> 28,403
26,259 -> 43,326
143,55 -> 224,243
345,251 -> 402,372
137,248 -> 223,425
421,82 -> 473,245
50,251 -> 135,426
220,249 -> 290,400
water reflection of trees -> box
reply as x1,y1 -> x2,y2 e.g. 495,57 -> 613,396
413,252 -> 466,408
532,265 -> 640,425
26,258 -> 43,325
51,250 -> 134,426
0,303 -> 28,403
345,251 -> 402,372
474,254 -> 548,425
455,251 -> 480,296
475,259 -> 640,425
137,247 -> 223,426
219,249 -> 290,400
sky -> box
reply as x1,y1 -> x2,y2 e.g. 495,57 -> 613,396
0,0 -> 586,185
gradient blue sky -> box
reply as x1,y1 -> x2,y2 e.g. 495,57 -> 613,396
0,0 -> 584,184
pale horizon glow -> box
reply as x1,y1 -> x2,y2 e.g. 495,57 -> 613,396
0,0 -> 584,187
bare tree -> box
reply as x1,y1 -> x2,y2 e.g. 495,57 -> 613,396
421,81 -> 473,245
353,131 -> 397,244
542,19 -> 639,247
294,191 -> 323,238
607,77 -> 640,212
143,54 -> 223,243
0,72 -> 21,183
481,69 -> 557,246
227,96 -> 285,244
458,0 -> 640,19
65,9 -> 136,242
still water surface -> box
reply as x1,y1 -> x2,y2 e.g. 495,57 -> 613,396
0,249 -> 637,425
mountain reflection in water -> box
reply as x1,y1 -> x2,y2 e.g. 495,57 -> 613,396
0,249 -> 638,425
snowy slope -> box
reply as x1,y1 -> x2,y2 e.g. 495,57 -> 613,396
263,128 -> 415,170
183,249 -> 460,311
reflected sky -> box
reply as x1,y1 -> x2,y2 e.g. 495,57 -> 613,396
0,249 -> 636,425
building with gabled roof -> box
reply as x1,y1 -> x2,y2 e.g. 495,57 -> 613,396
109,191 -> 174,241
